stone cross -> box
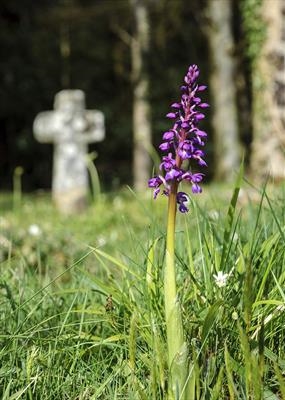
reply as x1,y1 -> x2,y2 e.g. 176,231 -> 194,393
33,90 -> 105,214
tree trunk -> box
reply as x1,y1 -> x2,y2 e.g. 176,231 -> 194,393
250,0 -> 285,181
60,0 -> 72,88
131,0 -> 152,192
208,0 -> 240,181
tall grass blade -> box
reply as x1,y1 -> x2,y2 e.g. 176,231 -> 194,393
201,300 -> 223,344
146,237 -> 161,297
274,362 -> 285,399
225,344 -> 239,400
211,366 -> 224,400
220,162 -> 244,268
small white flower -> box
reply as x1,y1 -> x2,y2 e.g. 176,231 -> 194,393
232,311 -> 238,320
113,196 -> 123,209
0,235 -> 11,248
28,224 -> 42,237
213,271 -> 229,288
0,217 -> 10,228
208,210 -> 219,220
97,235 -> 107,247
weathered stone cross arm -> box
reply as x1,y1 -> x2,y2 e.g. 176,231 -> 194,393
80,110 -> 105,143
33,89 -> 105,214
33,109 -> 105,144
33,90 -> 105,144
33,110 -> 62,143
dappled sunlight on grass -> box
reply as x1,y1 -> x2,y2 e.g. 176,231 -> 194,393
1,182 -> 285,398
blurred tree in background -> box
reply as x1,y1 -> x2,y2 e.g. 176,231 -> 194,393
207,0 -> 240,182
131,0 -> 152,192
0,0 -> 284,192
241,0 -> 285,181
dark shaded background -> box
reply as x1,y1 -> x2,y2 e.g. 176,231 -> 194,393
0,0 -> 233,192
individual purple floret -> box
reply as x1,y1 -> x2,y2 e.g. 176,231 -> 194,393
177,192 -> 190,213
148,64 -> 208,212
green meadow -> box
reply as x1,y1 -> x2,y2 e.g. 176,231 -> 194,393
1,181 -> 285,399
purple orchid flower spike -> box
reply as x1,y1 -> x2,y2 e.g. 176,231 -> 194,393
148,64 -> 208,212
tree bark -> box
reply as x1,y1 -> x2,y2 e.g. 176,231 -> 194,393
208,0 -> 240,181
131,0 -> 152,192
250,0 -> 285,181
59,0 -> 72,88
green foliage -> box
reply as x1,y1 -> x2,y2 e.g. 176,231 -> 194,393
240,0 -> 267,67
1,182 -> 285,398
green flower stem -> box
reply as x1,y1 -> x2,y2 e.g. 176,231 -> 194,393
165,183 -> 188,399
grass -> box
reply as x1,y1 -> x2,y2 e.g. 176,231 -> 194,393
0,182 -> 285,399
